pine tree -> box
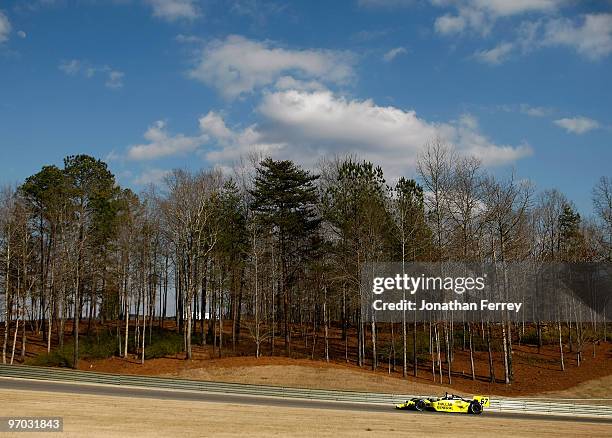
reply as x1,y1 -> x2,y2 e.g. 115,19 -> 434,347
321,159 -> 392,368
250,158 -> 320,354
558,204 -> 583,261
393,177 -> 430,377
63,155 -> 120,368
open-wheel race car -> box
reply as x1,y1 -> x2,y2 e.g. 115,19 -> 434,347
395,393 -> 490,415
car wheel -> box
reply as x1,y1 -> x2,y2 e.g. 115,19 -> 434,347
415,400 -> 426,412
469,401 -> 483,415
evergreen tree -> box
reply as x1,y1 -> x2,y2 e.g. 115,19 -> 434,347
63,155 -> 120,368
321,159 -> 392,368
20,165 -> 69,345
218,180 -> 248,345
392,176 -> 430,377
250,158 -> 320,353
559,203 -> 584,261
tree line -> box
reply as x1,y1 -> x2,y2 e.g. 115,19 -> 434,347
1,139 -> 611,385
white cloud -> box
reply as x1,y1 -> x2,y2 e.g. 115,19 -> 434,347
432,0 -> 565,36
256,90 -> 438,161
199,111 -> 284,164
59,59 -> 81,75
383,46 -> 407,62
274,76 -> 325,92
199,111 -> 234,140
469,13 -> 612,64
351,29 -> 391,42
467,12 -> 612,65
434,7 -> 489,36
473,42 -> 513,65
543,14 -> 612,60
126,88 -> 532,175
470,0 -> 563,17
14,0 -> 64,12
0,12 -> 10,43
358,0 -> 415,7
145,0 -> 200,21
188,35 -> 354,99
105,70 -> 125,89
134,168 -> 171,186
554,117 -> 600,134
516,20 -> 541,53
104,150 -> 122,163
200,90 -> 531,177
519,104 -> 552,117
435,14 -> 466,34
58,59 -> 125,89
127,120 -> 208,160
175,33 -> 203,44
230,0 -> 286,26
442,113 -> 532,166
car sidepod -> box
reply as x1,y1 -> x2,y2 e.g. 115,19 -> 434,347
430,399 -> 470,413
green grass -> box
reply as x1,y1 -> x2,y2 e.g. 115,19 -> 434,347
26,330 -> 119,368
26,328 -> 189,366
27,349 -> 73,368
372,330 -> 432,364
144,329 -> 184,359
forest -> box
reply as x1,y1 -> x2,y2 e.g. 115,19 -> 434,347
1,138 -> 611,387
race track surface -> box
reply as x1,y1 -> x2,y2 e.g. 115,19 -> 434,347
2,377 -> 611,425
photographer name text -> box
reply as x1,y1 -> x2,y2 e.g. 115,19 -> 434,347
372,299 -> 523,312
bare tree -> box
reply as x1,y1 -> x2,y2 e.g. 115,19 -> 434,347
593,176 -> 612,260
417,138 -> 453,383
483,172 -> 532,384
1,186 -> 16,364
446,156 -> 486,381
417,137 -> 453,260
161,169 -> 222,359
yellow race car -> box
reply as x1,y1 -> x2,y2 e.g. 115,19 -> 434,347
395,393 -> 490,415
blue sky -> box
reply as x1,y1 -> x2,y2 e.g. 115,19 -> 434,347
0,0 -> 611,214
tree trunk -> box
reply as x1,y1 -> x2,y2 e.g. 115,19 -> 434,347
236,267 -> 244,341
218,283 -> 223,358
469,322 -> 475,380
2,232 -> 9,364
413,316 -> 417,377
123,294 -> 129,358
47,295 -> 52,353
506,320 -> 514,381
502,322 -> 510,384
141,290 -> 146,365
186,298 -> 193,359
558,319 -> 565,371
324,286 -> 329,363
402,305 -> 407,378
73,266 -> 80,369
445,321 -> 452,384
371,319 -> 377,370
10,315 -> 19,365
487,322 -> 495,383
21,295 -> 26,360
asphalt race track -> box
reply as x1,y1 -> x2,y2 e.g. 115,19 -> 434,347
2,378 -> 612,425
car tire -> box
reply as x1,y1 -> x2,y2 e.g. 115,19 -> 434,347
469,401 -> 483,415
415,400 -> 426,412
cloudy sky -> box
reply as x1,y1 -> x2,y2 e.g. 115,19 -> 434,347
1,0 -> 611,212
